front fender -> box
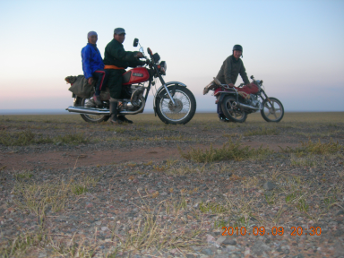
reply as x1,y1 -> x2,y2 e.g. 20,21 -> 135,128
153,81 -> 187,115
156,81 -> 187,94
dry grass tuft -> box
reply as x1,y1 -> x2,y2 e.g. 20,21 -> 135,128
243,126 -> 279,136
0,130 -> 90,146
13,175 -> 98,227
281,138 -> 342,157
179,138 -> 273,163
121,195 -> 205,254
0,230 -> 49,257
0,130 -> 50,146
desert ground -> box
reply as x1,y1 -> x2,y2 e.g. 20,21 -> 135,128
0,112 -> 343,258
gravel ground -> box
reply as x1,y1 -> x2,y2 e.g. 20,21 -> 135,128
0,113 -> 343,257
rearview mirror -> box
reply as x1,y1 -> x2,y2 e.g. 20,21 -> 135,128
133,38 -> 139,47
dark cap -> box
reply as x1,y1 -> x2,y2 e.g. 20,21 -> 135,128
233,44 -> 243,52
114,28 -> 126,35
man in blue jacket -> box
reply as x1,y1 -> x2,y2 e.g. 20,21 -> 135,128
81,31 -> 106,107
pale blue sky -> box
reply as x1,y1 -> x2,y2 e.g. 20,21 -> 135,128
0,0 -> 343,112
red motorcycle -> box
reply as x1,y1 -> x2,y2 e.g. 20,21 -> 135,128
203,76 -> 284,123
66,38 -> 196,124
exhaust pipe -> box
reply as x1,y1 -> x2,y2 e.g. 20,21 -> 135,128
66,98 -> 145,115
237,103 -> 260,111
66,106 -> 110,115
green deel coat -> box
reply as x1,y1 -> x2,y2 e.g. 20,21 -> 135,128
216,55 -> 250,85
103,39 -> 143,68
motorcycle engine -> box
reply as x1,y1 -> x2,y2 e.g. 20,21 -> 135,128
120,100 -> 136,111
249,94 -> 260,107
131,85 -> 144,107
120,85 -> 144,111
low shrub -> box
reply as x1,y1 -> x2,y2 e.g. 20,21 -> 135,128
179,137 -> 273,163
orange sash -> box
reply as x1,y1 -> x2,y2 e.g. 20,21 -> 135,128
104,65 -> 125,70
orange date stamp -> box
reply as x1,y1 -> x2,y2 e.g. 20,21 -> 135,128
222,226 -> 322,236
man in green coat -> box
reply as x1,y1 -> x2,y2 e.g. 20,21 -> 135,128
216,44 -> 250,87
104,28 -> 145,124
215,44 -> 252,122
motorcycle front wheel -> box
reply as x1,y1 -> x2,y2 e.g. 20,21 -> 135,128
75,97 -> 110,123
155,86 -> 196,124
221,95 -> 247,123
261,97 -> 284,122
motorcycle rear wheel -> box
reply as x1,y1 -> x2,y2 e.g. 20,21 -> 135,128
155,86 -> 196,124
75,97 -> 110,123
261,97 -> 284,122
221,95 -> 247,123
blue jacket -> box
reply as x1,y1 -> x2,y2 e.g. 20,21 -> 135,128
81,43 -> 104,79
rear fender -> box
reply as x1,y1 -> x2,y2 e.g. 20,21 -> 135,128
153,81 -> 187,116
218,92 -> 237,104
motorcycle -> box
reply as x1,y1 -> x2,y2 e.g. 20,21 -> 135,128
203,76 -> 284,123
66,38 -> 196,124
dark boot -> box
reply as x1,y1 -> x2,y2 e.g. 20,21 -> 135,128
219,114 -> 231,122
117,115 -> 133,124
93,94 -> 103,107
110,101 -> 122,124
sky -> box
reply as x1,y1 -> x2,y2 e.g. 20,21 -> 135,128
0,0 -> 343,113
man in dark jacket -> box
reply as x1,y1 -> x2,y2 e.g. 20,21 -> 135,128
104,28 -> 145,124
81,31 -> 106,107
216,45 -> 250,87
215,44 -> 252,122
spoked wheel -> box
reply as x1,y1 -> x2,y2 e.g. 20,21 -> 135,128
221,95 -> 247,123
75,97 -> 110,123
261,97 -> 284,122
155,86 -> 196,124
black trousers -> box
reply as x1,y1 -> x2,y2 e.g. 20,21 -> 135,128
105,69 -> 126,99
106,60 -> 145,99
92,70 -> 108,95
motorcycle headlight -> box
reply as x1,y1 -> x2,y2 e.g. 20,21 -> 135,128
159,61 -> 167,75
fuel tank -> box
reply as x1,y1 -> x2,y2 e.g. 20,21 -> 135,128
122,67 -> 150,85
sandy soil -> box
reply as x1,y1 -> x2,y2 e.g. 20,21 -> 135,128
0,142 -> 299,170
